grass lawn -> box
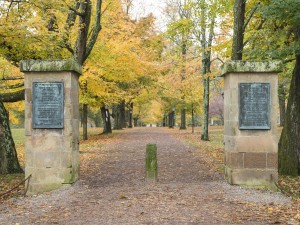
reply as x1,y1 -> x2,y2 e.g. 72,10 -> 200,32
11,128 -> 25,145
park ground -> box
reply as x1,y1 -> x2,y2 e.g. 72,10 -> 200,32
0,127 -> 300,224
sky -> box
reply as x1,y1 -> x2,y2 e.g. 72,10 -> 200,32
130,0 -> 167,31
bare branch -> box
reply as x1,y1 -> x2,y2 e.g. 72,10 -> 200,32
62,0 -> 80,53
0,82 -> 24,89
0,77 -> 24,81
0,89 -> 24,102
243,2 -> 260,32
211,57 -> 224,64
283,58 -> 296,64
83,0 -> 103,62
243,19 -> 265,47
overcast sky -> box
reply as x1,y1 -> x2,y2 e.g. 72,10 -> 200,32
130,0 -> 167,31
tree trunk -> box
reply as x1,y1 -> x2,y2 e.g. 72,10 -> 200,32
100,106 -> 112,134
165,115 -> 168,127
192,103 -> 195,134
278,83 -> 286,127
0,89 -> 25,103
278,25 -> 300,176
231,0 -> 246,60
82,104 -> 88,140
128,103 -> 133,128
180,108 -> 187,130
133,117 -> 138,127
180,30 -> 187,130
201,77 -> 210,140
172,110 -> 176,128
0,101 -> 23,174
74,0 -> 92,65
200,1 -> 214,141
168,112 -> 173,128
120,100 -> 126,128
112,103 -> 122,130
94,109 -> 102,127
113,112 -> 120,129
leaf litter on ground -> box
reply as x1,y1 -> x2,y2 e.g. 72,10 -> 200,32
172,126 -> 300,225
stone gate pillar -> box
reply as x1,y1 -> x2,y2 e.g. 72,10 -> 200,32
221,61 -> 282,189
20,60 -> 82,194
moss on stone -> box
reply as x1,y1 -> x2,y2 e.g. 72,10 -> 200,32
241,179 -> 278,191
221,60 -> 283,76
146,144 -> 158,182
62,169 -> 76,184
225,166 -> 278,191
20,59 -> 82,75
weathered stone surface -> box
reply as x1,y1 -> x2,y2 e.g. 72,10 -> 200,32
235,136 -> 277,153
224,136 -> 236,151
244,153 -> 267,169
25,89 -> 32,103
20,59 -> 82,75
225,167 -> 278,190
267,153 -> 278,169
24,64 -> 81,195
221,60 -> 283,76
223,60 -> 279,189
226,152 -> 244,169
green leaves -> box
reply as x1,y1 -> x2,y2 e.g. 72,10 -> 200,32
261,0 -> 300,25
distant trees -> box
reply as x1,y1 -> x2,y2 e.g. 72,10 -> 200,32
83,8 -> 163,132
209,95 -> 224,124
162,0 -> 229,137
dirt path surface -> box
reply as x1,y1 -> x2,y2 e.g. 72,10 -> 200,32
0,128 -> 292,225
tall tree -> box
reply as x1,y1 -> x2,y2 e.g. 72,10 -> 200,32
261,0 -> 300,176
70,0 -> 103,140
200,0 -> 215,140
231,0 -> 246,60
165,0 -> 193,130
190,0 -> 218,140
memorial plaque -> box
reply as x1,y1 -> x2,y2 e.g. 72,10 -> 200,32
239,83 -> 270,129
32,82 -> 64,128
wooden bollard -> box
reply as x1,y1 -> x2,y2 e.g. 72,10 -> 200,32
146,144 -> 158,182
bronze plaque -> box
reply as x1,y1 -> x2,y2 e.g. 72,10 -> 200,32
239,83 -> 270,130
32,82 -> 64,128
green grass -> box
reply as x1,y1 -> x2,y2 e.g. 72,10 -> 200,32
11,128 -> 25,145
11,127 -> 106,144
79,127 -> 103,140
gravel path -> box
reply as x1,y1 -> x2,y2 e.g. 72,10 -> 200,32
0,128 -> 291,225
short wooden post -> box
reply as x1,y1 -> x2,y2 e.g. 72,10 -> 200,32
146,144 -> 157,182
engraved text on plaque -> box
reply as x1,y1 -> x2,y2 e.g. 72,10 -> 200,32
32,82 -> 64,128
239,83 -> 270,130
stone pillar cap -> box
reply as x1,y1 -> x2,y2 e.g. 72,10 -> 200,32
20,59 -> 82,75
221,60 -> 283,76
